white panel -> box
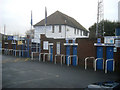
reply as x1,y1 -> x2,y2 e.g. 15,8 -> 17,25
43,41 -> 49,50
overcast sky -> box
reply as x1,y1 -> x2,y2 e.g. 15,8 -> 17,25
0,0 -> 119,36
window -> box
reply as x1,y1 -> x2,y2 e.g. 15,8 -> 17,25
52,25 -> 54,33
59,25 -> 61,33
56,42 -> 60,54
77,30 -> 79,34
74,29 -> 76,34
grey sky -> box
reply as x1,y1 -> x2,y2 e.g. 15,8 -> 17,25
0,0 -> 119,36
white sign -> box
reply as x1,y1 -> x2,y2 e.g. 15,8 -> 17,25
114,47 -> 117,52
56,42 -> 60,54
43,41 -> 48,50
115,40 -> 120,47
104,36 -> 114,44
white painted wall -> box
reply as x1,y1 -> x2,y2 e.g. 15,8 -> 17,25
34,25 -> 89,39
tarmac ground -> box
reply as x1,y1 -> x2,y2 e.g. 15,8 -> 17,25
2,54 -> 120,88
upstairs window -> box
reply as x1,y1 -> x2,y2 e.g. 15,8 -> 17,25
77,30 -> 79,34
59,25 -> 61,33
74,29 -> 76,34
52,25 -> 54,33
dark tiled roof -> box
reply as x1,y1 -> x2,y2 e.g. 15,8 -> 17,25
34,11 -> 88,31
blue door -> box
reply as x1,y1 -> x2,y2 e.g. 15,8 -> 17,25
96,46 -> 103,70
66,45 -> 70,64
106,46 -> 114,71
50,46 -> 53,62
73,45 -> 77,66
27,39 -> 29,58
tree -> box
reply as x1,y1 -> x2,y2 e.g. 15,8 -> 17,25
89,20 -> 118,38
25,29 -> 34,39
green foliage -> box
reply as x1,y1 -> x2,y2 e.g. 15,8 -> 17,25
89,20 -> 118,38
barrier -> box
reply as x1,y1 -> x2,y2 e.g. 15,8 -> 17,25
94,58 -> 104,71
39,53 -> 52,62
85,57 -> 95,70
54,54 -> 65,65
105,59 -> 115,73
67,55 -> 78,66
31,52 -> 39,60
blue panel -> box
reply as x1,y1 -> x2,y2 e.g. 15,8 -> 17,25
107,60 -> 113,71
96,46 -> 103,70
8,36 -> 13,40
27,39 -> 29,58
50,46 -> 53,62
115,28 -> 120,36
106,46 -> 114,71
21,45 -> 23,57
66,45 -> 70,64
73,46 -> 77,66
106,46 -> 113,59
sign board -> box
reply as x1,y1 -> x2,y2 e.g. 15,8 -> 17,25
104,43 -> 115,46
8,36 -> 13,40
115,40 -> 120,47
56,42 -> 60,54
114,47 -> 117,52
97,38 -> 101,43
32,39 -> 40,43
13,36 -> 20,40
43,41 -> 48,50
104,36 -> 114,44
18,41 -> 23,45
94,43 -> 105,46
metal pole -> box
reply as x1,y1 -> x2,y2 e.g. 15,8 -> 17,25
65,20 -> 66,39
45,24 -> 46,37
4,25 -> 6,40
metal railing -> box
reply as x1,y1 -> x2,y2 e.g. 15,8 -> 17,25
54,54 -> 65,65
84,57 -> 95,70
94,58 -> 104,71
67,55 -> 78,66
39,53 -> 52,62
13,50 -> 28,57
105,59 -> 115,73
31,52 -> 39,60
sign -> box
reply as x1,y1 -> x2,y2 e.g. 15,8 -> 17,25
94,43 -> 105,46
18,41 -> 23,45
97,38 -> 101,43
104,36 -> 114,44
8,36 -> 13,40
104,43 -> 115,46
56,42 -> 60,54
43,41 -> 48,50
114,47 -> 117,52
115,40 -> 120,47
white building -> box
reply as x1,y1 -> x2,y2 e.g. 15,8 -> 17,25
118,1 -> 120,22
33,11 -> 89,40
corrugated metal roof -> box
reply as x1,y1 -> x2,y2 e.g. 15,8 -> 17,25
34,10 -> 88,31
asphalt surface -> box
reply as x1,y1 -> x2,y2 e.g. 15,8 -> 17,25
2,55 -> 120,88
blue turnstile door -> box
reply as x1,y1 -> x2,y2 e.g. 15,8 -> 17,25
106,46 -> 114,72
73,45 -> 77,66
96,46 -> 103,70
66,45 -> 70,64
50,46 -> 53,62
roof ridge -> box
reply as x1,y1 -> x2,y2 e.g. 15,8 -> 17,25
34,10 -> 88,31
